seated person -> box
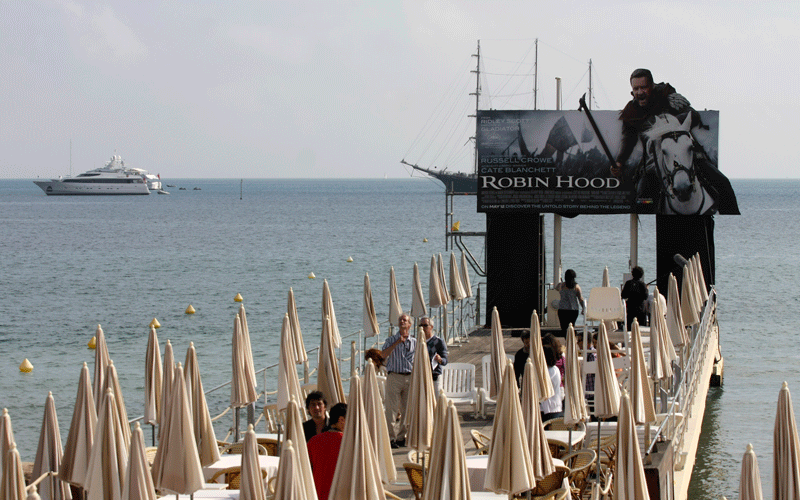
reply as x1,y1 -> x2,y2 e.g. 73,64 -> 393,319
364,348 -> 386,374
540,345 -> 564,422
303,391 -> 327,442
513,330 -> 531,386
307,402 -> 347,500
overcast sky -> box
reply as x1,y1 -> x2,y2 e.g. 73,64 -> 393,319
1,1 -> 797,179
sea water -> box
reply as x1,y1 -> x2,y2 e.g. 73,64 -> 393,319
1,178 -> 797,498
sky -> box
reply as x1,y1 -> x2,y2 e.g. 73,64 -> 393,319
1,0 -> 797,179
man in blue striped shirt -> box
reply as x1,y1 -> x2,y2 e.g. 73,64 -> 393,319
381,313 -> 416,448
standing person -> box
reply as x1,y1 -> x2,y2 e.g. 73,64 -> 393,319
540,345 -> 563,422
555,269 -> 585,336
621,266 -> 649,329
420,316 -> 447,394
543,333 -> 565,389
302,391 -> 328,442
307,402 -> 347,500
381,313 -> 415,448
513,330 -> 531,386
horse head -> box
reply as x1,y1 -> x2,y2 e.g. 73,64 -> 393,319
644,113 -> 697,202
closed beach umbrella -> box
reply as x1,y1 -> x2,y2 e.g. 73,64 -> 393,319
688,257 -> 706,308
436,253 -> 450,306
650,290 -> 675,381
33,392 -> 71,500
1,408 -> 15,481
317,314 -> 346,406
602,266 -> 610,287
692,254 -> 709,302
363,360 -> 396,484
60,363 -> 97,488
84,388 -> 128,500
680,265 -> 700,327
152,364 -> 204,496
329,376 -> 385,500
184,342 -> 220,467
102,361 -> 132,453
272,440 -> 309,500
238,305 -> 259,398
485,359 -> 535,496
614,391 -> 649,500
93,324 -> 110,414
322,279 -> 342,348
282,399 -> 317,500
278,313 -> 305,411
449,252 -> 467,301
774,381 -> 800,500
595,322 -> 621,419
405,330 -> 436,453
428,256 -> 444,309
520,359 -> 555,480
739,443 -> 763,500
144,326 -> 162,428
287,287 -> 309,364
1,443 -> 26,500
529,310 -> 554,402
231,312 -> 258,408
240,425 -> 266,500
412,261 -> 428,318
628,320 -> 656,425
563,324 -> 588,426
423,398 -> 472,500
459,253 -> 472,298
489,307 -> 506,399
389,266 -> 404,326
159,340 -> 175,437
123,423 -> 156,500
363,273 -> 381,338
666,274 -> 688,347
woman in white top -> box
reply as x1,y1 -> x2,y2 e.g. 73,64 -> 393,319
540,345 -> 564,422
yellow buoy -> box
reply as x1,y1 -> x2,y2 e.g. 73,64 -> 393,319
451,221 -> 461,231
185,305 -> 196,314
234,293 -> 243,302
346,256 -> 354,263
423,238 -> 428,243
149,317 -> 161,329
308,272 -> 316,279
88,336 -> 97,349
19,358 -> 33,373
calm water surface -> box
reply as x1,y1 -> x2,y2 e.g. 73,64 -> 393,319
1,178 -> 798,498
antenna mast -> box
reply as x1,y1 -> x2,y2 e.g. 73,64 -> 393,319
534,38 -> 538,110
470,40 -> 481,176
588,59 -> 593,110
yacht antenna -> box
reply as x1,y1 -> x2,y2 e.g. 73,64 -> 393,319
470,40 -> 481,176
588,59 -> 593,110
69,139 -> 72,177
533,38 -> 538,110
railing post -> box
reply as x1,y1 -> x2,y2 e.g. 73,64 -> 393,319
351,341 -> 357,377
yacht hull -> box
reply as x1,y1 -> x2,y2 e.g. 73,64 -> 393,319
34,180 -> 151,195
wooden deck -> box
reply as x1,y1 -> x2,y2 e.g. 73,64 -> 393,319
384,327 -> 525,499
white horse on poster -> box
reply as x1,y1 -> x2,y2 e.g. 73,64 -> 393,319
643,113 -> 715,215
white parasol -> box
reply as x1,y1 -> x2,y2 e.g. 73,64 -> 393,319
239,425 -> 266,500
423,398 -> 472,500
231,312 -> 258,408
322,279 -> 342,348
282,399 -> 317,500
317,314 -> 346,406
92,324 -> 110,414
59,363 -> 97,489
489,307 -> 506,399
122,422 -> 156,500
614,391 -> 650,500
32,392 -> 71,500
739,443 -> 763,500
1,407 -> 15,483
184,342 -> 220,467
529,310 -> 554,402
363,272 -> 381,338
628,320 -> 656,425
287,287 -> 309,364
159,339 -> 175,441
404,328 -> 436,454
666,273 -> 688,347
328,376 -> 386,500
412,261 -> 428,318
774,381 -> 800,500
102,361 -> 132,453
449,252 -> 467,300
436,253 -> 450,306
362,360 -> 396,484
389,266 -> 404,327
520,358 -> 555,480
272,440 -> 309,500
1,443 -> 26,500
144,326 -> 162,430
563,324 -> 588,426
650,289 -> 676,382
278,313 -> 305,411
460,252 -> 473,298
84,388 -> 128,500
680,264 -> 700,327
484,359 -> 535,496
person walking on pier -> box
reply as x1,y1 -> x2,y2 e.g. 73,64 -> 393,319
421,316 -> 448,394
381,313 -> 416,448
555,269 -> 585,336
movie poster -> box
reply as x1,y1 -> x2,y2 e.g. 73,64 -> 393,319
476,109 -> 732,215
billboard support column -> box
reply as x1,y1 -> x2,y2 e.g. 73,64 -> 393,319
553,215 -> 562,285
630,214 -> 638,270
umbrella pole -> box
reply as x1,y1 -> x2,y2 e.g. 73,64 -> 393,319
596,418 -> 602,482
234,407 -> 240,442
151,422 -> 156,447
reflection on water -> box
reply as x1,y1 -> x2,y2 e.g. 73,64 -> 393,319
688,387 -> 728,498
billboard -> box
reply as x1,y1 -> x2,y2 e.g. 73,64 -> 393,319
477,109 -> 736,215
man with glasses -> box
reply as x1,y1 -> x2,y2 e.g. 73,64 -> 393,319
381,313 -> 415,448
420,316 -> 448,394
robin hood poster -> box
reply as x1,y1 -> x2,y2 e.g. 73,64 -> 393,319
476,109 -> 730,215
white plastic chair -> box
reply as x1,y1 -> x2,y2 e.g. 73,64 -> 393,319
440,363 -> 478,415
583,286 -> 627,349
478,353 -> 514,417
545,288 -> 561,328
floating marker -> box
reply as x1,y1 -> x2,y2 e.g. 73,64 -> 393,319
149,317 -> 161,329
423,238 -> 428,243
19,358 -> 33,373
185,305 -> 196,314
308,272 -> 316,279
88,336 -> 97,349
346,256 -> 354,263
234,293 -> 243,302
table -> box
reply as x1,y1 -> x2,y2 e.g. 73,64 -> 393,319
158,490 -> 240,499
465,456 -> 565,492
544,428 -> 586,448
471,492 -> 511,499
202,454 -> 279,488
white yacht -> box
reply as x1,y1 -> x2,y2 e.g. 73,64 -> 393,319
34,154 -> 156,195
